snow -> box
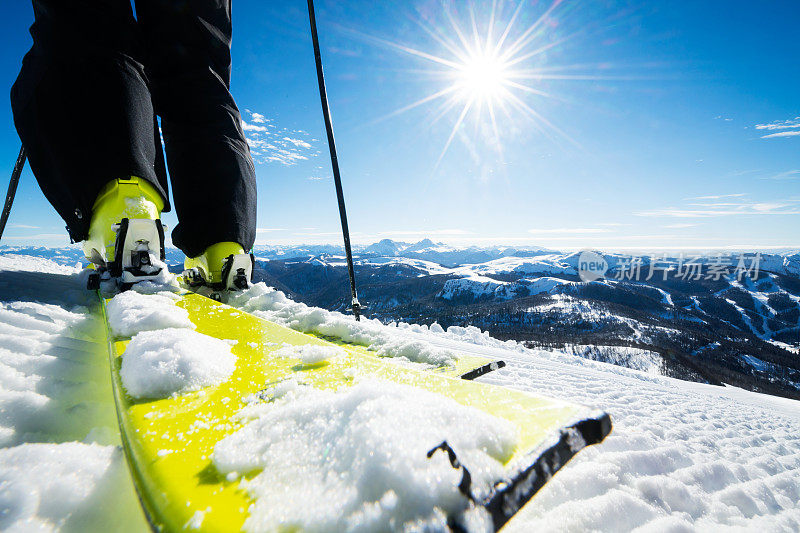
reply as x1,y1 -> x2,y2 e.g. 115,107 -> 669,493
436,274 -> 578,302
3,252 -> 800,531
437,275 -> 512,301
0,442 -> 145,532
185,509 -> 206,529
273,343 -> 345,365
356,255 -> 453,275
0,253 -> 148,531
105,290 -> 194,338
523,276 -> 577,295
119,328 -> 236,399
652,286 -> 674,307
127,259 -> 180,294
438,267 -> 579,302
212,379 -> 515,532
477,354 -> 800,531
229,283 -> 460,367
231,281 -> 800,531
565,344 -> 663,374
741,354 -> 771,373
725,274 -> 800,351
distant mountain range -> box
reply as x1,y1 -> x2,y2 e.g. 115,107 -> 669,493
248,240 -> 800,400
255,239 -> 554,267
3,240 -> 799,399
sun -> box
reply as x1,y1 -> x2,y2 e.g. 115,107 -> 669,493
354,0 -> 586,167
454,50 -> 510,102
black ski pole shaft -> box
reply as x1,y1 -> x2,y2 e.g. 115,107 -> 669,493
0,145 -> 26,242
307,0 -> 362,320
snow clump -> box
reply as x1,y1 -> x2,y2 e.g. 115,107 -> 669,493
128,258 -> 180,294
273,343 -> 345,365
212,379 -> 517,532
120,328 -> 236,399
105,290 -> 194,337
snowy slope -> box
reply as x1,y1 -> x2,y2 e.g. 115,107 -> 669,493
1,253 -> 799,531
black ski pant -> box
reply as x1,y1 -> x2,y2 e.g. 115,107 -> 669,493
11,0 -> 257,258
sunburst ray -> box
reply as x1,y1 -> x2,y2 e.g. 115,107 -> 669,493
346,0 -> 600,166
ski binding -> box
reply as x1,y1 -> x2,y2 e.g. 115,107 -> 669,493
182,253 -> 254,296
86,217 -> 167,290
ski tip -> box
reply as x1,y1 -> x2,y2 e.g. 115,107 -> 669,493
459,360 -> 506,380
478,410 -> 612,531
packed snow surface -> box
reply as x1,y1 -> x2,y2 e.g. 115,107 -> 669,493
2,252 -> 800,531
0,442 -> 139,531
566,344 -> 663,374
0,254 -> 149,531
105,290 -> 193,338
119,328 -> 236,399
213,379 -> 515,532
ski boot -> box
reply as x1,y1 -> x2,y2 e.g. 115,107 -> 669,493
84,176 -> 167,290
183,242 -> 254,295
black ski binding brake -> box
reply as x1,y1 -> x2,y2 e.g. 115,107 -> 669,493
85,217 -> 167,290
86,272 -> 101,291
220,253 -> 254,291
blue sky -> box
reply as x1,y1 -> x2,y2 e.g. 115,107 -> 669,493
1,0 -> 798,251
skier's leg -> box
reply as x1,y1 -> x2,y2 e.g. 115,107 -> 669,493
10,0 -> 170,247
135,0 -> 257,263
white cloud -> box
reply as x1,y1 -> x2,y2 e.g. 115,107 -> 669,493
295,231 -> 365,237
8,224 -> 39,229
755,117 -> 800,139
755,117 -> 800,130
763,170 -> 800,180
663,223 -> 697,229
284,137 -> 312,149
684,193 -> 746,200
2,233 -> 70,241
241,110 -> 316,166
637,196 -> 800,218
378,229 -> 473,237
728,169 -> 761,177
256,228 -> 285,233
761,131 -> 800,139
242,121 -> 268,132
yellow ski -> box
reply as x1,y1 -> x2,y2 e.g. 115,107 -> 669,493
100,291 -> 610,531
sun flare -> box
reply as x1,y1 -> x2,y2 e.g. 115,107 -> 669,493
358,0 -> 587,168
455,51 -> 511,102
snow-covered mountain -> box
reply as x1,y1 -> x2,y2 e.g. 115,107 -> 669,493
252,239 -> 552,267
358,239 -> 553,267
250,244 -> 800,400
364,238 -> 408,256
1,251 -> 800,530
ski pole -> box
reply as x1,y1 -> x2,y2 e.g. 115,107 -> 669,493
307,0 -> 363,321
0,145 -> 26,242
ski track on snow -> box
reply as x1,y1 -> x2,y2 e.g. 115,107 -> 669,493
0,254 -> 147,531
1,253 -> 799,531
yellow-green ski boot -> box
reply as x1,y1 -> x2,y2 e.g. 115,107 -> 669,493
83,176 -> 167,289
183,242 -> 253,292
